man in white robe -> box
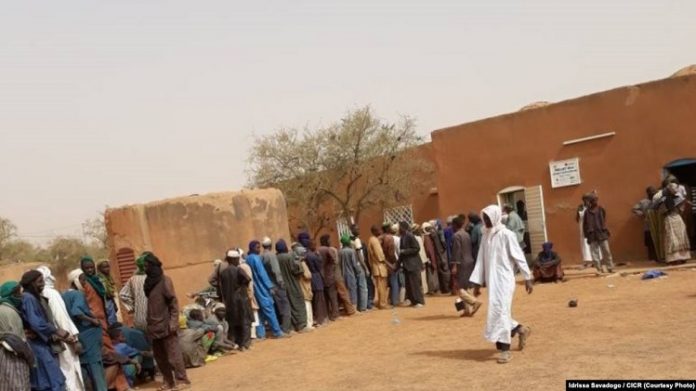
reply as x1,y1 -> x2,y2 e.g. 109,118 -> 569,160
37,266 -> 85,390
470,205 -> 533,364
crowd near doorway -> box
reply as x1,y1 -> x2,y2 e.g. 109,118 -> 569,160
497,186 -> 548,258
664,158 -> 696,249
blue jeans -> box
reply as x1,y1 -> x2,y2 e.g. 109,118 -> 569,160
389,271 -> 401,306
366,274 -> 375,309
257,301 -> 283,338
356,273 -> 368,311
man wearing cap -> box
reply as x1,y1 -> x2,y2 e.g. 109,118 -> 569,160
261,237 -> 292,334
367,225 -> 389,309
397,222 -> 425,308
219,251 -> 254,351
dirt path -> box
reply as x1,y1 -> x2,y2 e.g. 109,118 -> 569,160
139,268 -> 696,391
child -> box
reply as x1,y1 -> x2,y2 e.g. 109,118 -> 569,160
108,327 -> 149,387
205,304 -> 238,353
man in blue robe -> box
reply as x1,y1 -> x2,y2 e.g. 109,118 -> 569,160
246,241 -> 287,339
20,270 -> 68,391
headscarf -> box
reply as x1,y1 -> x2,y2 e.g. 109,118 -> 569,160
37,266 -> 56,289
481,205 -> 506,237
20,270 -> 42,288
275,239 -> 289,254
143,252 -> 164,297
0,281 -> 22,309
297,232 -> 311,248
135,253 -> 147,275
98,260 -> 116,298
68,269 -> 85,291
340,233 -> 352,246
540,242 -> 555,263
261,237 -> 272,248
81,256 -> 107,299
248,240 -> 261,255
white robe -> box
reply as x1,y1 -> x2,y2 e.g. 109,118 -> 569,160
470,209 -> 532,345
578,208 -> 593,262
38,266 -> 85,391
43,285 -> 85,391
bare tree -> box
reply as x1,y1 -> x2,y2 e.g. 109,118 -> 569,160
248,106 -> 433,236
82,212 -> 107,250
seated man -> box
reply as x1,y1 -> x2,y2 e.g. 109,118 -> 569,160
204,303 -> 237,353
186,309 -> 218,357
533,242 -> 565,283
119,324 -> 155,382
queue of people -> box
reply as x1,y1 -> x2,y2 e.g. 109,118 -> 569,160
0,254 -> 188,391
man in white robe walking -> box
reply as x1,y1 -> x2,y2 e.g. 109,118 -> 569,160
470,205 -> 533,364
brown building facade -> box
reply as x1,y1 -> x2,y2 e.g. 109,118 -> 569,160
105,188 -> 291,302
318,73 -> 696,264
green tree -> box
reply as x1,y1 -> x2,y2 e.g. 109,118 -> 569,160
248,106 -> 433,237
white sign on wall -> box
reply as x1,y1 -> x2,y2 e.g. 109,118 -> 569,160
549,158 -> 582,188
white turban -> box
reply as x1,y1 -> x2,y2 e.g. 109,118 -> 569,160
37,265 -> 56,288
68,269 -> 84,291
226,250 -> 240,259
261,237 -> 272,247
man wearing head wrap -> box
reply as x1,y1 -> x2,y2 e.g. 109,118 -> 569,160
305,239 -> 329,326
293,245 -> 316,329
118,253 -> 148,331
582,193 -> 615,273
275,239 -> 309,332
261,237 -> 291,334
218,250 -> 254,350
79,257 -> 131,390
533,242 -> 565,283
97,260 -> 119,326
349,224 -> 374,311
470,205 -> 534,364
245,241 -> 287,339
0,280 -> 32,391
317,235 -> 340,320
397,222 -> 425,308
420,222 -> 441,294
63,269 -> 109,391
143,252 -> 191,390
20,270 -> 68,391
37,266 -> 84,390
338,234 -> 367,311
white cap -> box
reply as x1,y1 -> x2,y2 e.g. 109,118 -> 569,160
262,237 -> 272,246
226,250 -> 240,258
421,222 -> 433,231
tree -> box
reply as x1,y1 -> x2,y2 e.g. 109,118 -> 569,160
248,106 -> 433,237
46,237 -> 90,282
1,239 -> 39,263
0,216 -> 18,259
82,212 -> 107,250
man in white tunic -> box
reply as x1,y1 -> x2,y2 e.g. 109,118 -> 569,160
470,205 -> 533,364
37,266 -> 85,390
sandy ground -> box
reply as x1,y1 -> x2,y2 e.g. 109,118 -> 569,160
138,267 -> 696,391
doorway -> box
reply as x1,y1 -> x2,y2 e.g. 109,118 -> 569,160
497,185 -> 548,256
664,159 -> 696,249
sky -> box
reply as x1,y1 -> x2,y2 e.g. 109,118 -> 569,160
1,0 -> 694,243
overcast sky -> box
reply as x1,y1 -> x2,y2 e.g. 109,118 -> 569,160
1,0 -> 694,242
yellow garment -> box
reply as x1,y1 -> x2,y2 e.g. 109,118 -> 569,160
179,314 -> 187,329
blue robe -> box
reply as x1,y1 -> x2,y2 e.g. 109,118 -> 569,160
63,290 -> 107,391
246,254 -> 282,337
21,293 -> 66,391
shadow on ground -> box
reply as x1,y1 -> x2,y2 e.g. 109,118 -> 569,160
411,349 -> 494,362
